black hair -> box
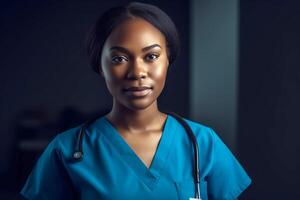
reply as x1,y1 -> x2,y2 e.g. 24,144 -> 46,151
86,2 -> 180,74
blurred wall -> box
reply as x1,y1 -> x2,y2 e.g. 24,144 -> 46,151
191,1 -> 300,199
190,0 -> 239,151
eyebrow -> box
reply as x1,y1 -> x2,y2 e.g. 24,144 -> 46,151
109,44 -> 161,54
142,44 -> 161,51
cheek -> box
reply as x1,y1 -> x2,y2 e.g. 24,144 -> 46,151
103,73 -> 121,96
151,62 -> 168,83
102,66 -> 124,95
102,61 -> 125,82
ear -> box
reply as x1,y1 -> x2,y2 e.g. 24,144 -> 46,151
98,65 -> 105,78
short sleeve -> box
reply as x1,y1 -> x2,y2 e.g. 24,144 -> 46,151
206,128 -> 251,200
20,136 -> 76,200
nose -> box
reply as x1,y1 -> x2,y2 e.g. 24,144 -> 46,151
126,58 -> 147,80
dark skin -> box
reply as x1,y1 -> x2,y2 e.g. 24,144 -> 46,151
100,17 -> 169,168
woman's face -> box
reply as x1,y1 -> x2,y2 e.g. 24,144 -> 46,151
100,18 -> 169,110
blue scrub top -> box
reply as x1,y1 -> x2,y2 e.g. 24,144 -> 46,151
21,115 -> 251,200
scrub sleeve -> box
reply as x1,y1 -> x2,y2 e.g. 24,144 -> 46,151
205,128 -> 251,199
20,136 -> 77,200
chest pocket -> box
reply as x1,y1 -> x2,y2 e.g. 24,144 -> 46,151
175,179 -> 207,200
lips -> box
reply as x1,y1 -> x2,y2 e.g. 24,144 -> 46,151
124,86 -> 152,91
123,86 -> 153,97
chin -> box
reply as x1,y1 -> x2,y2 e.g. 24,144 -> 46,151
123,98 -> 157,111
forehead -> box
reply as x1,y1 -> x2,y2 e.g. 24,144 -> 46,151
104,18 -> 166,50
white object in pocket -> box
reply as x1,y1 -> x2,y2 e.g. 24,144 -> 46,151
175,179 -> 207,200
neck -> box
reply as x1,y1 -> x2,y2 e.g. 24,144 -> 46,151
106,99 -> 166,133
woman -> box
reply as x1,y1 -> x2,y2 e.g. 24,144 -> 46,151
21,2 -> 251,200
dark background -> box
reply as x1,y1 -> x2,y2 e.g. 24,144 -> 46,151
0,0 -> 300,199
239,0 -> 300,199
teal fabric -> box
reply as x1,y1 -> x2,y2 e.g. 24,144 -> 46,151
21,115 -> 251,200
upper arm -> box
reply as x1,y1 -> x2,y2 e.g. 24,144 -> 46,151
20,137 -> 77,199
206,129 -> 251,200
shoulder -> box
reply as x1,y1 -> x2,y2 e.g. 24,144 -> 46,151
20,128 -> 81,199
182,117 -> 212,134
177,116 -> 228,159
167,114 -> 220,155
50,117 -> 105,156
56,125 -> 82,144
181,117 -> 217,144
44,124 -> 83,159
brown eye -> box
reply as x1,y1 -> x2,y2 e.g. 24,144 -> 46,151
111,56 -> 128,64
145,53 -> 159,61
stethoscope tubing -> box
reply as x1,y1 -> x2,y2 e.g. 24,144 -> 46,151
72,112 -> 201,199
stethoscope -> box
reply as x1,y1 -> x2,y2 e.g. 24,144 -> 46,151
72,112 -> 202,200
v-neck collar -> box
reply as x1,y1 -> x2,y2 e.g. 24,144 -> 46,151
95,114 -> 176,190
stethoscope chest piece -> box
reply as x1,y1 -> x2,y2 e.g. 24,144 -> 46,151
73,151 -> 83,161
